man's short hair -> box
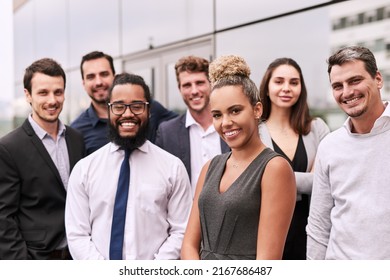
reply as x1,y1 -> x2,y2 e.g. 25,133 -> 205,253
327,46 -> 378,78
80,51 -> 115,79
174,55 -> 209,87
24,58 -> 66,93
109,73 -> 152,104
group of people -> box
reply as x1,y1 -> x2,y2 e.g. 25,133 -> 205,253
0,45 -> 389,260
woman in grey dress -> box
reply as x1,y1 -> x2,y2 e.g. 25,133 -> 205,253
181,55 -> 296,260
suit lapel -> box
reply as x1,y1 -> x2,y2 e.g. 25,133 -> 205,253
179,115 -> 191,178
180,114 -> 230,178
22,120 -> 64,188
65,127 -> 78,170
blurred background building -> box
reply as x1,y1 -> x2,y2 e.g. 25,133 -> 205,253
1,0 -> 390,136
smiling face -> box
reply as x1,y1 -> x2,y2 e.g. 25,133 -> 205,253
268,64 -> 301,111
82,57 -> 115,105
25,72 -> 65,129
108,83 -> 149,149
330,60 -> 383,119
210,85 -> 262,150
178,71 -> 211,114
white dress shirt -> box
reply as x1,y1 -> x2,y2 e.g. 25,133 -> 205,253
186,110 -> 221,194
65,141 -> 192,260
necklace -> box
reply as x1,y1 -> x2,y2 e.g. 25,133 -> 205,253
230,146 -> 265,169
230,156 -> 242,168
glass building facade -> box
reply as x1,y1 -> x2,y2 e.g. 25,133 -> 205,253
7,0 -> 390,136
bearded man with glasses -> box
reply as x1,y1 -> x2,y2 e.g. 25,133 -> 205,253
65,73 -> 192,260
71,51 -> 177,155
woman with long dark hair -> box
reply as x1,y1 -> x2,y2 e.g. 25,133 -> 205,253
258,58 -> 330,259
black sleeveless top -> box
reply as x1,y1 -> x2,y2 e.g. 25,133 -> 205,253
272,134 -> 307,172
198,148 -> 280,260
272,134 -> 308,260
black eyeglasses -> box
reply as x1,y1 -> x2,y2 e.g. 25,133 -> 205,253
108,102 -> 149,116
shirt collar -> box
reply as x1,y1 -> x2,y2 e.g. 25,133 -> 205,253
28,114 -> 66,140
87,104 -> 107,127
185,110 -> 197,128
108,140 -> 150,154
343,101 -> 390,135
185,109 -> 216,134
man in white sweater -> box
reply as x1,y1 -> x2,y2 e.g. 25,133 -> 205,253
307,46 -> 390,259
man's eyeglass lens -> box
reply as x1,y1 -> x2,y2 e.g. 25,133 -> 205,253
109,102 -> 149,115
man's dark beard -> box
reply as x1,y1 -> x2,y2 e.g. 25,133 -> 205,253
108,119 -> 149,150
91,95 -> 108,105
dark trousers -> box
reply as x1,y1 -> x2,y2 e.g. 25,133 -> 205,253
48,247 -> 72,260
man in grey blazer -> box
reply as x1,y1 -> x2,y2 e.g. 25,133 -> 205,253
155,56 -> 229,195
0,58 -> 85,259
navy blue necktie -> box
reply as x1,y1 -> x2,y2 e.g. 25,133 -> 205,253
109,149 -> 131,260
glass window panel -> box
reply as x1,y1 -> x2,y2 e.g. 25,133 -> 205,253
166,62 -> 186,114
13,2 -> 34,83
13,0 -> 390,132
121,0 -> 213,54
340,17 -> 347,28
13,83 -> 31,127
384,73 -> 390,91
124,57 -> 161,100
68,0 -> 120,67
358,13 -> 365,24
377,7 -> 385,21
34,0 -> 68,68
349,15 -> 358,27
65,69 -> 90,125
216,7 -> 332,111
365,10 -> 377,23
129,68 -> 155,99
373,39 -> 384,52
215,0 -> 332,30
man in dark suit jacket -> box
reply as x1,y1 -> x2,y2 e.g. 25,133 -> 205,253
0,58 -> 85,259
155,56 -> 229,195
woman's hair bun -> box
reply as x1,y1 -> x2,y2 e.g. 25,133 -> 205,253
209,55 -> 251,84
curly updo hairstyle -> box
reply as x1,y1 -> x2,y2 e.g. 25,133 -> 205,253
209,55 -> 260,106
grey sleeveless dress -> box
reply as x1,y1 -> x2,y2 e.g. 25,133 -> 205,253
198,148 -> 279,260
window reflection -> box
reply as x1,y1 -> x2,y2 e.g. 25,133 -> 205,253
9,0 -> 390,136
332,3 -> 390,30
166,62 -> 186,114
